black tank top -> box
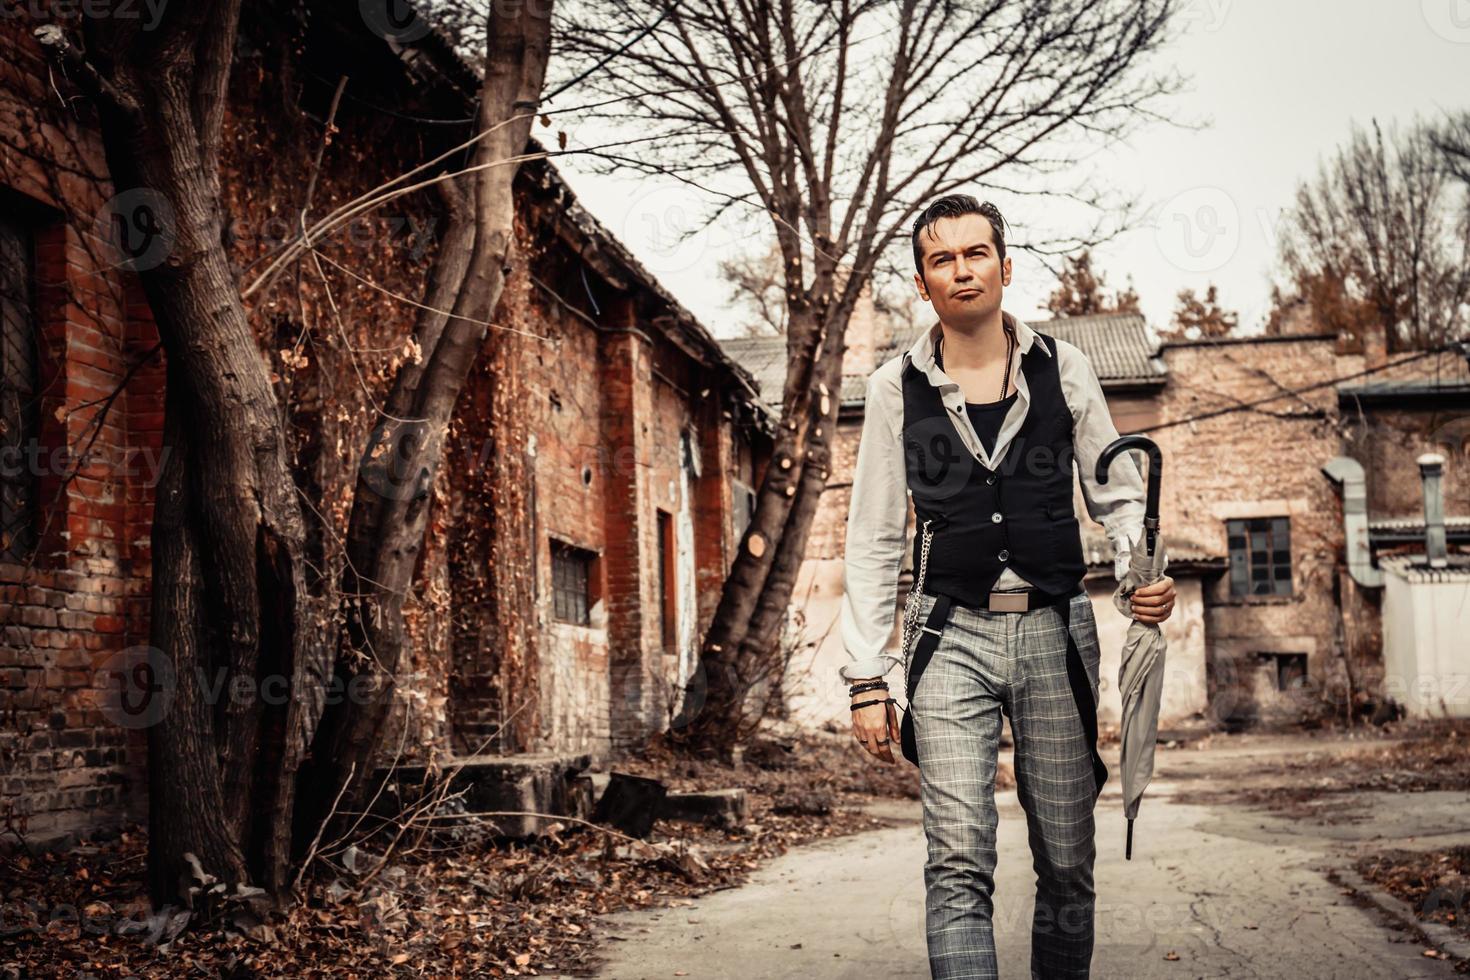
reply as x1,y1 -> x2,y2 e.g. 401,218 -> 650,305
936,333 -> 1017,458
964,393 -> 1017,458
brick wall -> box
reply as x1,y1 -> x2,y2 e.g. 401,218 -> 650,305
0,15 -> 767,842
1155,336 -> 1365,722
0,20 -> 158,839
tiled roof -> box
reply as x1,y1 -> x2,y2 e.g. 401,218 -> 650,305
1028,312 -> 1166,386
717,335 -> 789,414
1370,515 -> 1470,530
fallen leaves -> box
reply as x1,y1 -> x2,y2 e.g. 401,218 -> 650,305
2,726 -> 921,977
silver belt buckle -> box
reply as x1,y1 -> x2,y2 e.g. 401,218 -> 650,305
988,590 -> 1030,612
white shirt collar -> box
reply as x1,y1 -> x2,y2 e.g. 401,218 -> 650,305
902,309 -> 1050,377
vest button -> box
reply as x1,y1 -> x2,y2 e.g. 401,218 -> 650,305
998,549 -> 1009,561
991,512 -> 1003,523
985,474 -> 996,485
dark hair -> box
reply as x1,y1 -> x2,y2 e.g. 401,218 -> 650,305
911,195 -> 1007,285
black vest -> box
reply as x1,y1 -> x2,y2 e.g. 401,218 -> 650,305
902,329 -> 1086,605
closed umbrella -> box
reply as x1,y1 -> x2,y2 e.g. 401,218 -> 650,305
1096,436 -> 1168,860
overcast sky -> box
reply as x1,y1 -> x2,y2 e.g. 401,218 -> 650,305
549,0 -> 1469,341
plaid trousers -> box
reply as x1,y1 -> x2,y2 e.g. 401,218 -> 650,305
908,589 -> 1103,980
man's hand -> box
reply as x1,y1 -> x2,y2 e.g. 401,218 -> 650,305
851,685 -> 901,764
1129,574 -> 1176,625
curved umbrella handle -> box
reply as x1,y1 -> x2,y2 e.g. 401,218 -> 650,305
1095,435 -> 1162,557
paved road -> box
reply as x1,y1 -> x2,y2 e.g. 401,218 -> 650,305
578,739 -> 1469,979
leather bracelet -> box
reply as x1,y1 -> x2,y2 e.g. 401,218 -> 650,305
848,681 -> 889,696
849,697 -> 896,712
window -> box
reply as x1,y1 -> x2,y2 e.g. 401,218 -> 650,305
732,479 -> 755,539
1,212 -> 38,562
1261,653 -> 1307,693
657,509 -> 675,650
1227,517 -> 1292,596
550,539 -> 595,625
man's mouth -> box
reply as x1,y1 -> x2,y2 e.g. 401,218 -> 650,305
952,288 -> 981,298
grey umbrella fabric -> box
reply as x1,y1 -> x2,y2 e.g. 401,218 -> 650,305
1109,525 -> 1170,859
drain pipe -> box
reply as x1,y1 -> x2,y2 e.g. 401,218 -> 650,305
1321,456 -> 1384,588
1419,452 -> 1449,568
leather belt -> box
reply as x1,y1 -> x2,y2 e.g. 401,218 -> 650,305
923,583 -> 1083,613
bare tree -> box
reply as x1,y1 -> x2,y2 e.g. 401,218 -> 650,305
553,0 -> 1187,758
1276,116 -> 1470,355
36,0 -> 553,902
720,242 -> 790,336
1431,109 -> 1470,186
304,0 -> 554,841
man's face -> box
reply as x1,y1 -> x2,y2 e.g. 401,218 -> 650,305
913,213 -> 1010,327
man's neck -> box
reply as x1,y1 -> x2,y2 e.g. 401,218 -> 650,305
939,310 -> 1011,370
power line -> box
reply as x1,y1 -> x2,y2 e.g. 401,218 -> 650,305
1135,340 -> 1468,435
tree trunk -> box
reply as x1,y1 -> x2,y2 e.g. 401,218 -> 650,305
44,2 -> 328,900
302,0 -> 553,825
676,282 -> 858,757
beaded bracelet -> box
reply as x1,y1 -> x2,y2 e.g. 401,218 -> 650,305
848,679 -> 889,693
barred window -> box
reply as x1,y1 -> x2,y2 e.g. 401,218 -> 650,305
657,509 -> 675,650
1,212 -> 37,562
550,539 -> 595,626
1227,517 -> 1292,596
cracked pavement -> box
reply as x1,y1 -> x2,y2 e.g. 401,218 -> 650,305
574,733 -> 1470,979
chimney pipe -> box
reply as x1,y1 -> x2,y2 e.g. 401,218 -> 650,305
1418,452 -> 1448,568
1321,456 -> 1384,588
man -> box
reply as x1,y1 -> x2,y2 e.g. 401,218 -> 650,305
839,194 -> 1175,979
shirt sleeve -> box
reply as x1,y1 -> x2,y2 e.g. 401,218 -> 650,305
835,369 -> 909,684
1061,341 -> 1168,587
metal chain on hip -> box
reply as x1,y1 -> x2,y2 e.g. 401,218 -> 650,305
900,517 -> 936,688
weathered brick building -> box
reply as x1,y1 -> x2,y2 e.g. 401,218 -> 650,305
0,4 -> 770,843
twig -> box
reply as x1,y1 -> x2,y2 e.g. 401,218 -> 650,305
291,760 -> 355,895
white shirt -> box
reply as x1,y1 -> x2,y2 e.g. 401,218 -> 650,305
836,311 -> 1165,683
